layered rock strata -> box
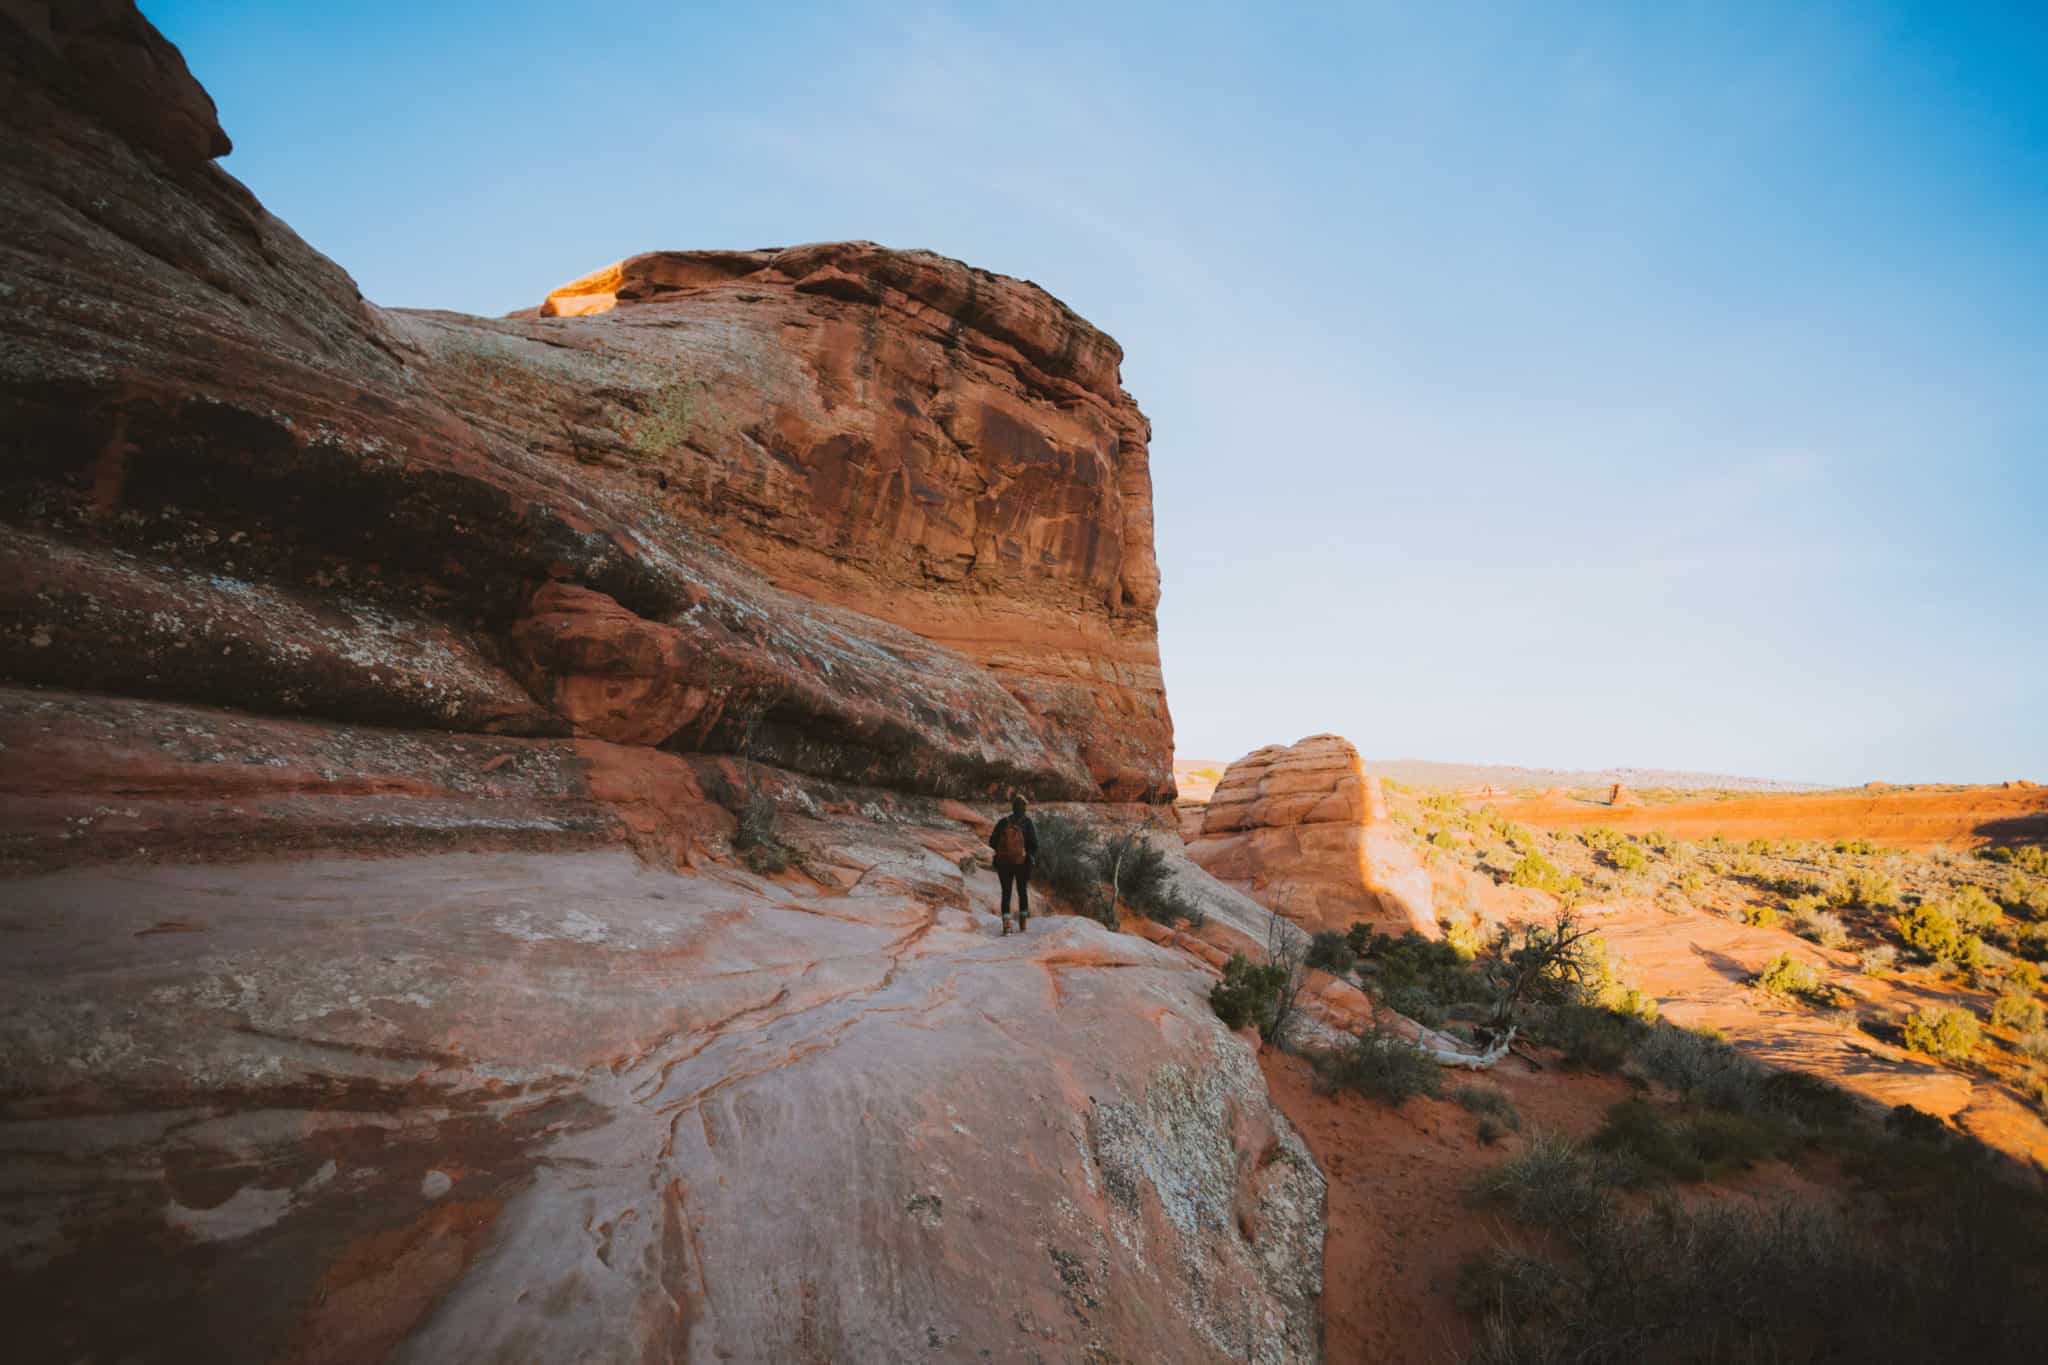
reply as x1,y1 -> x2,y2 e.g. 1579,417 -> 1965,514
0,1 -> 1169,803
1188,735 -> 1437,937
0,6 -> 1334,1360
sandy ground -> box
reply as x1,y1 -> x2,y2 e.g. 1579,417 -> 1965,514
1258,1049 -> 1636,1364
1496,784 -> 2048,851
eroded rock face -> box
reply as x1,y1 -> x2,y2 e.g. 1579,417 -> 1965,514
1188,735 -> 1436,937
0,8 -> 1323,1361
0,2 -> 1168,803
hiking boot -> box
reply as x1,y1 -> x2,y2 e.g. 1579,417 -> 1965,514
1001,914 -> 1011,936
1017,912 -> 1029,932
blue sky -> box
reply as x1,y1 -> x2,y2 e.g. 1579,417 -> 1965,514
153,1 -> 2046,784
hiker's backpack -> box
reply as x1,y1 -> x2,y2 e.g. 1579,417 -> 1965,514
993,817 -> 1028,867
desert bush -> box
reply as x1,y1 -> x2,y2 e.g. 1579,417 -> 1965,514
1098,828 -> 1205,927
1836,837 -> 1879,855
1209,952 -> 1289,1035
1470,1133 -> 1615,1234
1740,903 -> 1781,930
1902,1006 -> 1981,1061
1451,1083 -> 1522,1133
1758,1069 -> 1862,1129
1031,814 -> 1110,921
1947,884 -> 2004,933
1605,841 -> 1650,874
1981,844 -> 2048,876
1858,942 -> 1899,975
1545,1003 -> 1643,1072
1673,868 -> 1704,896
1592,1100 -> 1707,1182
1753,952 -> 1827,1002
1990,989 -> 2046,1033
1630,1022 -> 1772,1113
2016,1029 -> 2048,1062
1830,867 -> 1902,909
1315,1023 -> 1443,1106
1790,903 -> 1849,948
1465,1115 -> 2048,1364
1441,915 -> 1485,960
1997,872 -> 2048,918
1895,901 -> 1988,969
1476,910 -> 1610,1030
1507,850 -> 1581,901
1304,928 -> 1357,975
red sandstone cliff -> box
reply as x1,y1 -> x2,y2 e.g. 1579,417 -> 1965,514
0,4 -> 1170,825
0,7 -> 1331,1362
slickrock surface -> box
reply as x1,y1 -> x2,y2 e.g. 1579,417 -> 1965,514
1,836 -> 1324,1363
1188,736 -> 1437,937
0,7 -> 1330,1360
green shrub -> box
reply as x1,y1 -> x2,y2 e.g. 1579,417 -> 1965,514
1858,943 -> 1899,975
1741,904 -> 1781,930
1790,904 -> 1849,948
1883,1103 -> 1950,1142
1896,901 -> 1988,969
1605,841 -> 1651,874
1997,872 -> 2048,918
1830,868 -> 1901,909
1753,952 -> 1826,1002
1032,813 -> 1110,921
1470,1133 -> 1615,1231
1981,845 -> 2048,876
1508,851 -> 1582,901
1099,829 -> 1205,927
1592,1100 -> 1707,1182
2015,1029 -> 2048,1062
1451,1083 -> 1523,1133
1441,915 -> 1485,960
1630,1022 -> 1772,1113
1990,989 -> 2046,1033
1947,884 -> 2004,933
1902,1006 -> 1981,1061
1209,952 -> 1291,1035
1315,1025 -> 1444,1106
1545,1003 -> 1644,1072
1304,928 -> 1357,975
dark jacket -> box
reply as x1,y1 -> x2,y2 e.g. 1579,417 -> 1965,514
989,813 -> 1038,865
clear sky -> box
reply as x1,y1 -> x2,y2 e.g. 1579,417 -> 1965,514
153,1 -> 2046,785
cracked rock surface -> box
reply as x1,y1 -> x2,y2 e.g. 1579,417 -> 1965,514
2,831 -> 1323,1363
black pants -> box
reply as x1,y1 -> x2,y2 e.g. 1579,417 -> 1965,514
997,863 -> 1030,917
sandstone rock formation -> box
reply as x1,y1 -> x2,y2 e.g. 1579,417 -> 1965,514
1187,735 -> 1437,937
1608,781 -> 1640,807
0,7 -> 1327,1360
0,1 -> 1169,804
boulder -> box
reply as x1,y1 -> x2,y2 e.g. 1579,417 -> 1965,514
1187,735 -> 1436,937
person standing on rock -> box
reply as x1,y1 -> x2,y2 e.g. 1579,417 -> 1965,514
990,795 -> 1038,935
